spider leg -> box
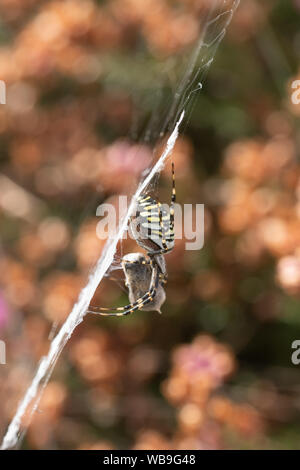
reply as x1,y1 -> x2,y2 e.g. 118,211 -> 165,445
164,161 -> 175,245
87,263 -> 159,317
159,272 -> 168,285
158,201 -> 169,252
170,161 -> 175,238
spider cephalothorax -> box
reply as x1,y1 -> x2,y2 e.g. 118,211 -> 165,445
87,163 -> 176,317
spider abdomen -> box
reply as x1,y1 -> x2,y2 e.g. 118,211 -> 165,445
130,195 -> 174,254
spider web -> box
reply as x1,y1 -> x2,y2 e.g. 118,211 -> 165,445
1,0 -> 240,450
109,0 -> 240,273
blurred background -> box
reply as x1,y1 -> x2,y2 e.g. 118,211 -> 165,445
1,0 -> 300,450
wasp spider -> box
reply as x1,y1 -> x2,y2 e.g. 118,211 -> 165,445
87,163 -> 176,317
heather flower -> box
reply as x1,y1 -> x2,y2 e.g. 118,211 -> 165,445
163,336 -> 235,405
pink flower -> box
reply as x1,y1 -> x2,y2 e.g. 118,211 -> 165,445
105,141 -> 152,175
174,335 -> 235,388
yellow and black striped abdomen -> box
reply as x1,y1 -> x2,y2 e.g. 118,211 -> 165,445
130,194 -> 174,253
